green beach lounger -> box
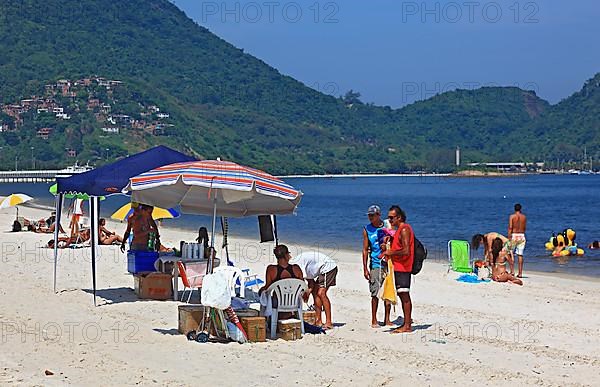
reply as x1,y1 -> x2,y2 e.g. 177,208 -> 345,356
448,240 -> 473,273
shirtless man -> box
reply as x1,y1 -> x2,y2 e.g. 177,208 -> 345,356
471,232 -> 514,274
490,238 -> 523,285
508,203 -> 527,278
120,204 -> 160,252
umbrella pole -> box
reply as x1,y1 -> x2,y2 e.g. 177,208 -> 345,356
208,191 -> 217,274
53,193 -> 63,293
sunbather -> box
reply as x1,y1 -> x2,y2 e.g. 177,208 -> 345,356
99,218 -> 123,245
259,244 -> 305,321
47,229 -> 91,249
259,244 -> 305,294
490,238 -> 523,286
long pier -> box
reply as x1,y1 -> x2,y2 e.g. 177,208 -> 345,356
0,169 -> 87,183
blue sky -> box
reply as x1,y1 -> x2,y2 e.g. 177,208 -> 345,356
175,0 -> 600,107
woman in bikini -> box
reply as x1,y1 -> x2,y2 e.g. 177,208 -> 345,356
490,238 -> 523,286
99,218 -> 124,245
472,232 -> 515,274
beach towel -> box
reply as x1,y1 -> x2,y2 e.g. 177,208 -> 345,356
456,274 -> 489,284
259,292 -> 273,317
378,259 -> 398,305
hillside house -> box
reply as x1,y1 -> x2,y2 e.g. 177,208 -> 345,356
101,127 -> 120,134
37,127 -> 53,140
87,99 -> 100,110
66,149 -> 77,158
56,113 -> 71,120
77,78 -> 92,86
157,112 -> 170,119
3,104 -> 26,117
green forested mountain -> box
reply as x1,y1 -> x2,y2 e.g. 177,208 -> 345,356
0,0 -> 597,173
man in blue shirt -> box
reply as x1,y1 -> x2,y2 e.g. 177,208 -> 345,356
362,205 -> 392,328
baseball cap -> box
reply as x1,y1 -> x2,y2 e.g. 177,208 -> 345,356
366,205 -> 381,215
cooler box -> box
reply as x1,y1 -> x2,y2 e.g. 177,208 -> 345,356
127,250 -> 159,274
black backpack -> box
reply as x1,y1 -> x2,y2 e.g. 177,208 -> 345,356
412,237 -> 427,275
12,220 -> 22,232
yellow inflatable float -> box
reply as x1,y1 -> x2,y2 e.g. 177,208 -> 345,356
545,228 -> 585,256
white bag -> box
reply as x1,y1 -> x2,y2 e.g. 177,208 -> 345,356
201,271 -> 231,309
477,267 -> 490,281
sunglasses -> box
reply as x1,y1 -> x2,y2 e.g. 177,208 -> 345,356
388,215 -> 397,220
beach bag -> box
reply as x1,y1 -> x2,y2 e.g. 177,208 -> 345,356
200,271 -> 231,310
411,237 -> 427,275
378,260 -> 398,305
12,220 -> 22,232
477,266 -> 490,280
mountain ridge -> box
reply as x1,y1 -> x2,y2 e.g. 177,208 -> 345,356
0,0 -> 598,173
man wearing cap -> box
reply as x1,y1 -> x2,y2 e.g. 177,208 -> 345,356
362,205 -> 392,328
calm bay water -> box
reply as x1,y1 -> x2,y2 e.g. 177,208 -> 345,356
2,175 -> 599,277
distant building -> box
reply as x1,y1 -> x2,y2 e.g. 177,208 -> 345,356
37,127 -> 53,140
157,112 -> 170,119
87,99 -> 100,110
56,113 -> 71,120
456,146 -> 461,167
101,127 -> 120,134
66,149 -> 77,158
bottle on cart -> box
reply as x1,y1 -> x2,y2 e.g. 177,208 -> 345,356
147,232 -> 156,251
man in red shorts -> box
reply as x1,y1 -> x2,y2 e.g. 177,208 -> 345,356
384,205 -> 414,334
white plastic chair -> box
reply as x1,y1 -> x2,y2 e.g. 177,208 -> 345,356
266,279 -> 307,339
213,266 -> 245,299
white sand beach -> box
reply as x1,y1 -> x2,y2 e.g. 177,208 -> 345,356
1,206 -> 600,386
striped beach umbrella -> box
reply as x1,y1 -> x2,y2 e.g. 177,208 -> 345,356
0,193 -> 33,217
110,203 -> 180,221
125,159 -> 302,272
126,160 -> 302,217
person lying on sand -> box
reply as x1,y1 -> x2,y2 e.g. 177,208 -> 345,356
47,229 -> 91,249
99,218 -> 124,245
490,238 -> 523,286
472,232 -> 515,274
18,216 -> 63,234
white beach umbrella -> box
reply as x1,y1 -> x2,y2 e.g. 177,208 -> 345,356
0,193 -> 34,217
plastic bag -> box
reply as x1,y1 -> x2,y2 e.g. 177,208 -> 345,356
378,259 -> 398,305
201,271 -> 231,309
226,322 -> 248,344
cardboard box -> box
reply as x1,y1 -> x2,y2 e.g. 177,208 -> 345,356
178,305 -> 209,334
240,316 -> 266,343
277,319 -> 302,341
302,310 -> 317,325
134,272 -> 172,300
